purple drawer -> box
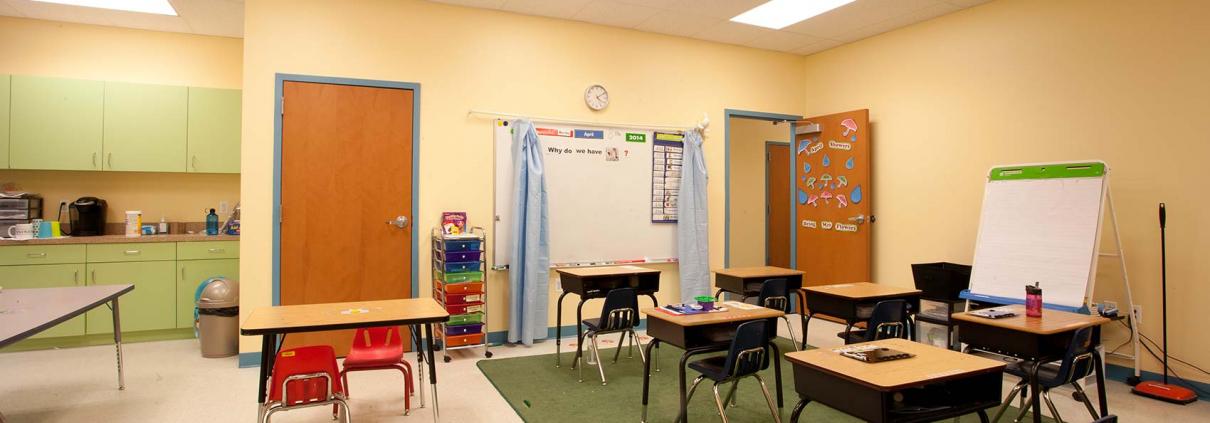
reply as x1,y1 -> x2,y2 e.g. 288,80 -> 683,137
445,323 -> 484,336
437,250 -> 482,262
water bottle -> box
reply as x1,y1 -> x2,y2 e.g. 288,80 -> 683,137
206,209 -> 219,236
1025,282 -> 1042,317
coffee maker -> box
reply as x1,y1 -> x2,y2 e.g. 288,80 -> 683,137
59,197 -> 107,236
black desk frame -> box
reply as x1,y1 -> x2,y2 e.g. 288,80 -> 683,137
554,270 -> 660,369
800,290 -> 921,350
788,362 -> 1000,423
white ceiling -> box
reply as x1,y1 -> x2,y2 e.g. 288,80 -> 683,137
0,0 -> 244,38
431,0 -> 992,55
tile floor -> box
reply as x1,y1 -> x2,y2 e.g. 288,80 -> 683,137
1,318 -> 1206,422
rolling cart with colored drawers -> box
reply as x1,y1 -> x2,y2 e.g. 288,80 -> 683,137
432,227 -> 492,362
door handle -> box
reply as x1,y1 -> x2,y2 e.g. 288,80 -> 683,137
848,214 -> 867,225
387,216 -> 409,229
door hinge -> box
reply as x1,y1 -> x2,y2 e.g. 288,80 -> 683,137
280,95 -> 285,116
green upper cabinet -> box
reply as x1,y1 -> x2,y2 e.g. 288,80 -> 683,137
0,75 -> 10,169
187,87 -> 241,173
9,76 -> 104,171
103,82 -> 188,172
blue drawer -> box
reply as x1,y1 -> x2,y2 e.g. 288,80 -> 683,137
442,240 -> 481,252
436,250 -> 482,262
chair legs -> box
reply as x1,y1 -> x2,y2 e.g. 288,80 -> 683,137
1042,390 -> 1064,423
340,361 -> 414,415
711,383 -> 730,423
753,374 -> 782,423
579,329 -> 646,385
1013,395 -> 1034,423
723,380 -> 740,408
1072,383 -> 1099,420
780,316 -> 801,351
990,382 -> 1026,422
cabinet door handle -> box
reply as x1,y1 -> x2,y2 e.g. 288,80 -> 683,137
181,266 -> 186,280
108,153 -> 113,169
124,250 -> 141,255
192,155 -> 198,170
207,248 -> 226,253
91,269 -> 96,284
74,270 -> 79,283
92,152 -> 98,168
26,252 -> 47,258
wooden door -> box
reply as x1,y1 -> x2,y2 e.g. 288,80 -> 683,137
795,110 -> 871,286
280,81 -> 413,355
766,143 -> 791,267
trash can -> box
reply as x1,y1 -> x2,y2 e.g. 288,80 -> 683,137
196,278 -> 239,358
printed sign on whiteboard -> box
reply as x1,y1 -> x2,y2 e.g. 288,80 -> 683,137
652,132 -> 685,223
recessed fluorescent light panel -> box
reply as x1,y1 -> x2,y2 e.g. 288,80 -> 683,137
730,0 -> 855,30
33,0 -> 178,16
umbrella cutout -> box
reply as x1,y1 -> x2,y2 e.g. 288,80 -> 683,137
819,174 -> 833,188
820,191 -> 834,205
806,176 -> 817,190
841,118 -> 858,140
797,139 -> 810,155
837,175 -> 848,188
836,194 -> 848,208
807,194 -> 819,207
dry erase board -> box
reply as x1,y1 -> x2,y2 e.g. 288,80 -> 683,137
968,162 -> 1108,309
492,120 -> 679,268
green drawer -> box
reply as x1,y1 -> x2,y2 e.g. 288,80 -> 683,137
434,270 -> 483,283
177,241 -> 239,260
86,242 -> 175,263
448,313 -> 484,326
0,245 -> 85,266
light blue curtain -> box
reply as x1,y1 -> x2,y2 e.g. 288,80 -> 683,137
677,129 -> 709,303
507,119 -> 551,345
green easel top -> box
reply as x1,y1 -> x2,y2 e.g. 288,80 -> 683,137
988,161 -> 1106,181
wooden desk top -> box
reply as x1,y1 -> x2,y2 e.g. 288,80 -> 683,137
785,338 -> 1005,391
555,265 -> 660,277
715,266 -> 804,279
643,301 -> 783,327
951,304 -> 1109,335
801,282 -> 921,300
0,285 -> 134,348
241,298 -> 449,336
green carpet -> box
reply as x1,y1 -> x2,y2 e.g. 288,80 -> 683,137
477,338 -> 1052,422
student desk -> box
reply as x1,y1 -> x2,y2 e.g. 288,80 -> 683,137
712,266 -> 803,299
241,298 -> 450,423
799,282 -> 921,350
640,303 -> 784,423
0,285 -> 134,389
786,338 -> 1004,423
554,265 -> 660,368
952,304 -> 1110,423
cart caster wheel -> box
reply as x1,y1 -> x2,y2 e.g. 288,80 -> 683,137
1126,376 -> 1142,386
485,351 -> 494,358
443,355 -> 452,363
1072,391 -> 1086,401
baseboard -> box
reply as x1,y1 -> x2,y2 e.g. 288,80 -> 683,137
0,328 -> 195,353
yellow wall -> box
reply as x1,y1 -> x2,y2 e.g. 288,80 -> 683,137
728,117 -> 791,267
240,0 -> 805,352
800,0 -> 1210,380
0,17 -> 243,225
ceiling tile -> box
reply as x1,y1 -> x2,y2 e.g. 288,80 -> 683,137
613,0 -> 680,10
669,0 -> 766,20
747,29 -> 825,53
429,0 -> 508,8
572,0 -> 662,29
782,0 -> 938,39
0,1 -> 24,16
500,0 -> 591,19
633,9 -> 720,38
172,0 -> 244,37
945,0 -> 993,7
836,1 -> 959,43
794,38 -> 843,56
692,19 -> 767,47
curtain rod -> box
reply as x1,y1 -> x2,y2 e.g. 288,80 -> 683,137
467,109 -> 710,133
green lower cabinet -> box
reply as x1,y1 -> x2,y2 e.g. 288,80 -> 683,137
85,261 -> 176,334
176,259 -> 238,328
0,264 -> 86,338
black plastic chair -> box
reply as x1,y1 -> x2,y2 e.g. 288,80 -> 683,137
684,321 -> 781,423
990,327 -> 1099,423
577,288 -> 644,385
758,278 -> 800,351
838,299 -> 909,344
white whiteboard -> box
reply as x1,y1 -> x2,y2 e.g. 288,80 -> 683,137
968,170 -> 1107,309
493,120 -> 678,268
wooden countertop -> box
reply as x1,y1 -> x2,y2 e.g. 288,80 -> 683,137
802,282 -> 920,300
643,301 -> 783,327
714,266 -> 803,279
951,304 -> 1109,335
241,298 -> 450,335
784,338 -> 1005,391
555,265 -> 660,277
0,234 -> 239,245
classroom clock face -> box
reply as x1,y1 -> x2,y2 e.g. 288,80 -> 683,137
585,84 -> 608,111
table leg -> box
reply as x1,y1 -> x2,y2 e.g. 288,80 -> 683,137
646,293 -> 659,308
678,350 -> 691,423
110,298 -> 125,391
1093,352 -> 1108,417
769,342 -> 783,409
641,340 -> 659,423
425,323 -> 439,422
800,313 -> 812,350
714,288 -> 725,301
573,298 -> 587,369
1028,361 -> 1043,423
789,397 -> 811,423
555,291 -> 569,368
257,334 -> 273,404
843,321 -> 855,344
977,409 -> 990,423
412,325 -> 426,408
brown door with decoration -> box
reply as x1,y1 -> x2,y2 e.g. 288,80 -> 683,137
766,143 -> 791,267
794,110 -> 871,286
280,81 -> 414,355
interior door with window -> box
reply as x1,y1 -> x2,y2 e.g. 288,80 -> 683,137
279,81 -> 414,355
795,110 -> 871,286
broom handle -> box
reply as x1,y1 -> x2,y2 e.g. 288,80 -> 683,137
1159,203 -> 1168,384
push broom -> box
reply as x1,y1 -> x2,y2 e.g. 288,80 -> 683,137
1131,203 -> 1198,404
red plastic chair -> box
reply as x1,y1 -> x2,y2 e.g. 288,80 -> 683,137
260,345 -> 350,423
340,327 -> 414,415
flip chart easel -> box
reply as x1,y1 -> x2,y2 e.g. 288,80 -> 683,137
963,161 -> 1140,380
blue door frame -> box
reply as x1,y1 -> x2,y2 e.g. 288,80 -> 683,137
724,109 -> 802,270
271,73 -> 423,305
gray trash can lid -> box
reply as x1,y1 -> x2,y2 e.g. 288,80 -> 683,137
198,278 -> 239,309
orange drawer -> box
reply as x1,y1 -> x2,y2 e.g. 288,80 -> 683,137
442,332 -> 484,347
436,280 -> 484,295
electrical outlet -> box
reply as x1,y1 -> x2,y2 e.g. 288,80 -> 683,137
1132,305 -> 1143,325
219,201 -> 229,214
